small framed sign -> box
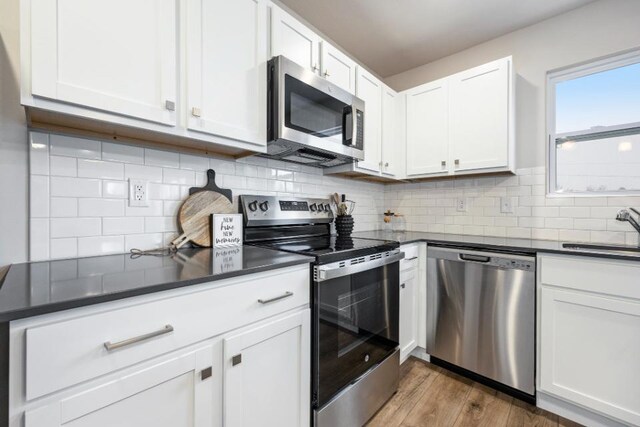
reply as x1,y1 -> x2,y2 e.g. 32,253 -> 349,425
212,214 -> 243,248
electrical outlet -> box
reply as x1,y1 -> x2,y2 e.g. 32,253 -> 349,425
129,179 -> 149,207
456,198 -> 467,212
500,197 -> 513,213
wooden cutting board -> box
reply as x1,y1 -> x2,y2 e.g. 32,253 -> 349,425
172,169 -> 234,248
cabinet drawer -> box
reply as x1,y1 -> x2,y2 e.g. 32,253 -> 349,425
400,244 -> 419,271
25,266 -> 309,400
539,254 -> 640,300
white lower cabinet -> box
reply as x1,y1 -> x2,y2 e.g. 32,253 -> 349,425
223,310 -> 310,427
399,244 -> 420,362
25,345 -> 214,427
10,266 -> 311,427
538,254 -> 640,426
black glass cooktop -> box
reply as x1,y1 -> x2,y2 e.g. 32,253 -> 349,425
259,236 -> 399,264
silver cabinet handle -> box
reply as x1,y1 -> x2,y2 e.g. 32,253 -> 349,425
165,100 -> 175,111
454,159 -> 460,166
400,283 -> 406,289
312,64 -> 319,72
385,162 -> 389,167
441,160 -> 446,167
258,291 -> 293,304
324,70 -> 330,77
191,107 -> 201,117
104,325 -> 174,351
404,256 -> 418,261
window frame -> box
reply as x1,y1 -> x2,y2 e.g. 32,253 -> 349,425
546,48 -> 640,197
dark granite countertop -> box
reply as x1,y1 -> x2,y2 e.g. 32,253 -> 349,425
352,230 -> 640,261
0,246 -> 313,322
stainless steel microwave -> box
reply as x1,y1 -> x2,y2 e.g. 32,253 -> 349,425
266,55 -> 365,167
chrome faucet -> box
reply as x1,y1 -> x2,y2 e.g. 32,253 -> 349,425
616,208 -> 640,245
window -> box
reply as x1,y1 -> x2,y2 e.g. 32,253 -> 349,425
547,50 -> 640,196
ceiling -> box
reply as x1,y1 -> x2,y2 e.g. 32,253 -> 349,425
278,0 -> 598,77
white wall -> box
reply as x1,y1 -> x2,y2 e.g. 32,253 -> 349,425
0,0 -> 29,269
385,0 -> 640,169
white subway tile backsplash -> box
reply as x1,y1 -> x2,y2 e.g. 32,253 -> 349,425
50,134 -> 101,159
78,236 -> 124,257
30,176 -> 49,218
30,130 -> 637,259
103,180 -> 128,199
125,233 -> 164,252
163,168 -> 195,185
180,154 -> 209,171
125,164 -> 163,182
103,217 -> 145,235
125,201 -> 164,217
144,217 -> 177,233
148,183 -> 181,200
78,198 -> 125,217
30,133 -> 49,175
78,159 -> 124,180
145,148 -> 180,168
51,218 -> 101,238
50,238 -> 78,259
102,142 -> 144,164
51,177 -> 101,198
50,156 -> 77,177
51,198 -> 78,217
30,218 -> 49,261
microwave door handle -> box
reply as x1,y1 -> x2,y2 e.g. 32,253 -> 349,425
343,105 -> 356,146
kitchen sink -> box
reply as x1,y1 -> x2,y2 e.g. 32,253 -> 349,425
562,242 -> 640,258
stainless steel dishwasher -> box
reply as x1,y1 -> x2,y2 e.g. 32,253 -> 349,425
426,246 -> 535,400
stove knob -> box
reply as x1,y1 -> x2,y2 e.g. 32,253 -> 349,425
248,201 -> 258,212
324,203 -> 331,212
310,203 -> 317,212
259,201 -> 269,212
317,204 -> 325,212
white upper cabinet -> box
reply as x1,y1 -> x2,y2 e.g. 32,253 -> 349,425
270,6 -> 320,73
320,42 -> 357,94
223,310 -> 310,427
405,78 -> 449,176
405,57 -> 514,178
449,57 -> 512,172
29,0 -> 178,126
355,67 -> 383,173
381,86 -> 403,177
186,0 -> 267,146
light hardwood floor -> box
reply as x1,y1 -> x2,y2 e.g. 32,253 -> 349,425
367,357 -> 583,427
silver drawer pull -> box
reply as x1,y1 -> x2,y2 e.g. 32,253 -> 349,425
404,256 -> 418,261
258,291 -> 293,305
104,325 -> 174,351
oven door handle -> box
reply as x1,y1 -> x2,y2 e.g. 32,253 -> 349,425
315,251 -> 404,282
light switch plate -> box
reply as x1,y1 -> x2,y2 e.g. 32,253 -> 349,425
500,197 -> 513,213
129,179 -> 149,207
456,198 -> 467,212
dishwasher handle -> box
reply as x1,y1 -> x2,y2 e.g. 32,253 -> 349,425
459,253 -> 491,263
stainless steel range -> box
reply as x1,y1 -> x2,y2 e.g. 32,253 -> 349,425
240,195 -> 403,427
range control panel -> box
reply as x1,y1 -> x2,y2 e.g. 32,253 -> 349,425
240,195 -> 333,227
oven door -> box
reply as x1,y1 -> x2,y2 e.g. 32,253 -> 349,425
313,251 -> 402,407
270,55 -> 364,161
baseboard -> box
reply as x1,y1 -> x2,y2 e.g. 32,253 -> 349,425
408,346 -> 430,363
537,391 -> 630,427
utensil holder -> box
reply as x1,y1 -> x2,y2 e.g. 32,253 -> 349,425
335,215 -> 354,237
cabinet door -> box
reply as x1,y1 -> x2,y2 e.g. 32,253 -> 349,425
186,0 -> 267,146
539,288 -> 640,426
355,68 -> 383,173
25,345 -> 214,427
399,268 -> 418,361
449,57 -> 511,172
320,41 -> 357,94
224,310 -> 310,427
405,79 -> 449,176
29,0 -> 177,126
382,86 -> 402,177
270,6 -> 320,73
